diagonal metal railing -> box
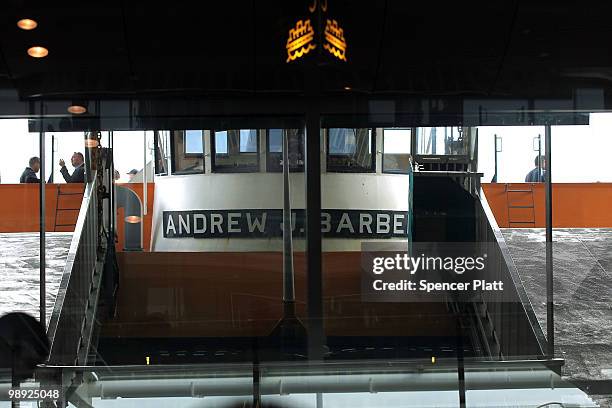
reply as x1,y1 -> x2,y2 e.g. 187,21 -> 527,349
474,188 -> 548,359
432,174 -> 548,360
45,169 -> 105,366
45,138 -> 115,369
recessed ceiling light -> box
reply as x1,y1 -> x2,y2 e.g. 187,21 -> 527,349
344,86 -> 352,91
17,19 -> 38,30
67,105 -> 87,114
27,46 -> 48,58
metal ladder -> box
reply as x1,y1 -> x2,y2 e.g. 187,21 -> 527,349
505,184 -> 536,227
53,185 -> 83,231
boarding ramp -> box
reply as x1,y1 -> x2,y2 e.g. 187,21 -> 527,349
472,191 -> 547,358
45,145 -> 116,366
412,172 -> 547,360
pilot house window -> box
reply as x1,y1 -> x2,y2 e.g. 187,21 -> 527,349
383,128 -> 411,174
170,130 -> 204,174
326,128 -> 374,172
212,129 -> 259,172
267,128 -> 305,172
154,130 -> 171,176
185,130 -> 204,155
415,127 -> 468,156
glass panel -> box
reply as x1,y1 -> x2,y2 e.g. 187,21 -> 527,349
326,128 -> 374,172
184,129 -> 203,154
383,128 -> 412,174
329,128 -> 357,154
0,119 -> 51,323
321,117 -> 414,372
154,130 -> 170,176
0,6 -> 610,403
114,131 -> 155,182
266,128 -> 305,172
44,131 -> 86,183
215,130 -> 228,154
415,126 -> 468,155
268,128 -> 282,153
212,129 -> 258,172
477,126 -> 544,183
171,130 -> 204,174
1,112 -> 610,408
550,114 -> 612,182
239,129 -> 257,152
477,116 -> 612,393
101,119 -> 306,368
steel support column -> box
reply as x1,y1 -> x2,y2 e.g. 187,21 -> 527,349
544,124 -> 554,358
39,129 -> 46,328
305,75 -> 324,361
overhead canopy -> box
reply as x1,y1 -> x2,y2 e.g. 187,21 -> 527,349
0,1 -> 609,128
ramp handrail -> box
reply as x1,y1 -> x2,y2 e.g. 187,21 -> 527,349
475,188 -> 548,358
46,170 -> 104,365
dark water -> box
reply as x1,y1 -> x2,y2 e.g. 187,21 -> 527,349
502,228 -> 612,387
0,232 -> 72,325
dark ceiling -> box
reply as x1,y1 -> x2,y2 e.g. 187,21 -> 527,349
0,1 -> 611,127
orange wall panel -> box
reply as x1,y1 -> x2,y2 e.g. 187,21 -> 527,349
103,251 -> 456,338
0,183 -> 154,250
483,183 -> 612,228
0,184 -> 83,232
4,182 -> 609,233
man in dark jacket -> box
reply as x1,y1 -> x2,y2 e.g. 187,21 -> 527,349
19,157 -> 40,183
59,152 -> 85,183
525,155 -> 546,182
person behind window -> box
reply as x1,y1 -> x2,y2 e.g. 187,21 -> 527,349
59,152 -> 85,183
525,155 -> 546,182
126,169 -> 138,182
19,156 -> 40,183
